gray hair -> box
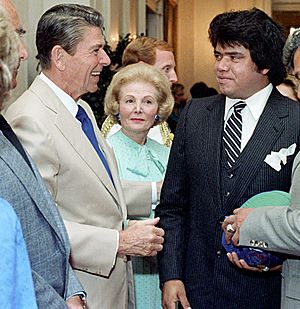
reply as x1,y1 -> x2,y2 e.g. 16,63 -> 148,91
36,4 -> 104,69
283,28 -> 300,73
0,7 -> 18,105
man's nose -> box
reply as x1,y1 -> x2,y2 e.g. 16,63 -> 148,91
19,39 -> 28,60
99,49 -> 111,66
216,57 -> 230,71
169,69 -> 178,84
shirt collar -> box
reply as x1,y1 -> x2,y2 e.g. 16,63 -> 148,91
39,72 -> 78,117
224,83 -> 273,121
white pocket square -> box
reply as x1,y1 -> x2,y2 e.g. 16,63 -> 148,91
264,143 -> 296,171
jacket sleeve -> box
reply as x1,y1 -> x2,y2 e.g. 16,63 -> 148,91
32,270 -> 68,308
121,180 -> 161,218
7,111 -> 120,277
239,155 -> 300,256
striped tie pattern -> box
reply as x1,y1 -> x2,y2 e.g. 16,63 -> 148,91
223,101 -> 246,168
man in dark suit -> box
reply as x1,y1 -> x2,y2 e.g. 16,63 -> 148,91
156,8 -> 300,309
0,0 -> 85,307
222,27 -> 300,309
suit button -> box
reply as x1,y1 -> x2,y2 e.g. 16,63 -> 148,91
250,240 -> 255,246
216,250 -> 222,256
228,173 -> 234,179
225,192 -> 230,197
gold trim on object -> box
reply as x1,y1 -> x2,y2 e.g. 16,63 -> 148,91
101,116 -> 173,147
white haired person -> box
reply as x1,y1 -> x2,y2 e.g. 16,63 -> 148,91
0,8 -> 37,308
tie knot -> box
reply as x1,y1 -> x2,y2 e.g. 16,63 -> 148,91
76,105 -> 88,123
234,101 -> 246,113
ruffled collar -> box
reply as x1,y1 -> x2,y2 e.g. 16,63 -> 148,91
119,130 -> 166,177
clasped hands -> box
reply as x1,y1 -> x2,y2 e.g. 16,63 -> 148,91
222,208 -> 280,272
118,217 -> 164,256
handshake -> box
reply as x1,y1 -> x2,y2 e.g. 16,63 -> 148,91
118,217 -> 164,256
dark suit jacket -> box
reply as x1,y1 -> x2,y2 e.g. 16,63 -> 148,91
0,131 -> 83,308
156,89 -> 300,308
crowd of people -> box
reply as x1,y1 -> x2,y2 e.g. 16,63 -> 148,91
1,1 -> 300,309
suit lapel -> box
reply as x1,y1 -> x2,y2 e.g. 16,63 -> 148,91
202,96 -> 225,209
30,77 -> 120,206
0,133 -> 65,244
223,89 -> 288,213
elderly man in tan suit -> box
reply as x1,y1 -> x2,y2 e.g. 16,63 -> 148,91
4,4 -> 164,309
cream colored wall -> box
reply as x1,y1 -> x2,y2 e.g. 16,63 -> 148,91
176,0 -> 271,97
11,0 -> 93,102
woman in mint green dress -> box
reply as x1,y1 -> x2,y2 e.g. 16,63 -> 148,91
104,62 -> 174,308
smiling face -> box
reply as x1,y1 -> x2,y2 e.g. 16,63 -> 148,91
154,49 -> 177,85
119,81 -> 159,144
214,43 -> 269,99
63,26 -> 110,100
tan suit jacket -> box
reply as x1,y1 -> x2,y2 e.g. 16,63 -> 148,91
4,76 -> 134,309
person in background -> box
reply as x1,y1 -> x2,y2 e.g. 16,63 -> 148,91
156,8 -> 300,309
223,26 -> 300,309
190,81 -> 218,98
0,9 -> 36,308
277,77 -> 299,101
104,62 -> 174,309
102,36 -> 177,147
102,37 -> 178,232
167,82 -> 187,133
0,1 -> 85,307
4,4 -> 164,308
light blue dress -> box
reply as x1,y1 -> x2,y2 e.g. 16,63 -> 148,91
0,198 -> 37,309
108,130 -> 170,309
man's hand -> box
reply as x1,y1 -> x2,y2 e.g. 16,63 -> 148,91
162,280 -> 191,309
222,208 -> 281,273
118,217 -> 164,256
222,208 -> 254,245
227,251 -> 282,272
66,295 -> 86,309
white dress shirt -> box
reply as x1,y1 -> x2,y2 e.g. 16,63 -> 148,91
224,83 -> 273,151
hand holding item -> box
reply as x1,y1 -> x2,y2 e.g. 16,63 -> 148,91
162,280 -> 191,309
118,217 -> 164,256
222,191 -> 290,271
222,208 -> 254,245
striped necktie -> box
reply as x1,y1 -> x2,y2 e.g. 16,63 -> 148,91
223,101 -> 246,168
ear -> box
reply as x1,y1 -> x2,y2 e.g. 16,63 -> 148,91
51,45 -> 66,71
260,68 -> 269,76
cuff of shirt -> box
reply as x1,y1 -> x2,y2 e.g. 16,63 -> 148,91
151,181 -> 158,206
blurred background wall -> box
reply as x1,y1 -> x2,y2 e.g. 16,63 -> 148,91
11,0 -> 300,103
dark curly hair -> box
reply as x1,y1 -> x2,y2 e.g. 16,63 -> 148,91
208,8 -> 286,86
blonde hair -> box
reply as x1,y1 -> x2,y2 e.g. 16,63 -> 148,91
122,36 -> 173,66
104,62 -> 174,125
0,7 -> 18,104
